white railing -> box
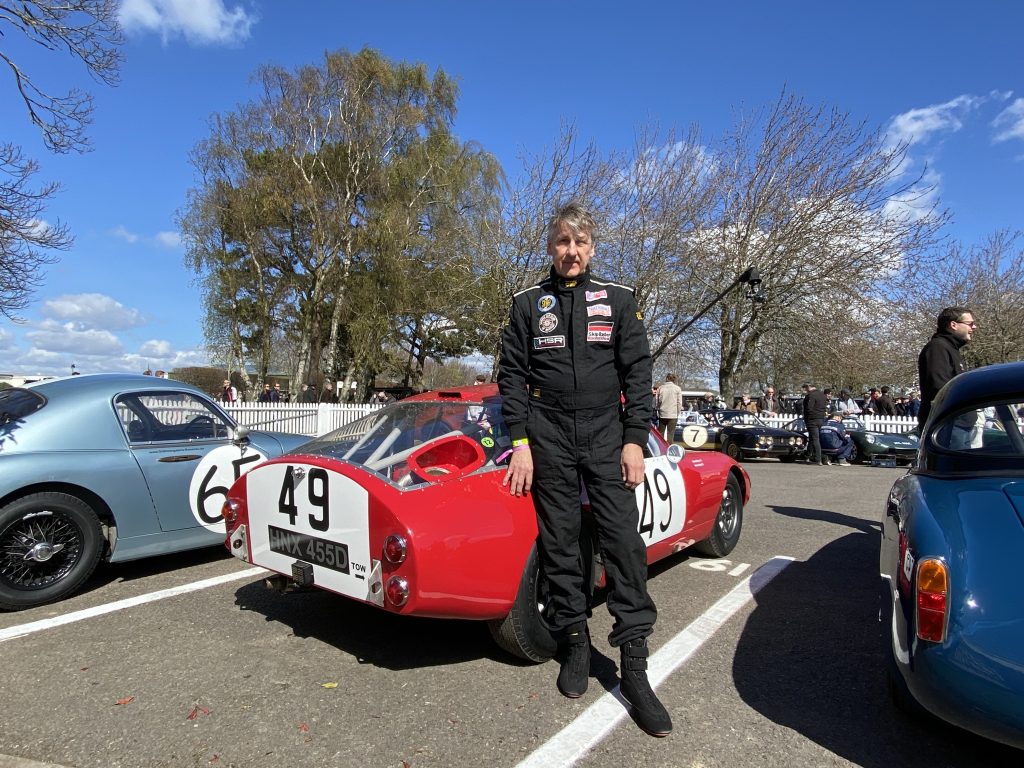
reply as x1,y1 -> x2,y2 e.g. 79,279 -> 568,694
759,413 -> 917,434
225,403 -> 382,437
222,404 -> 919,440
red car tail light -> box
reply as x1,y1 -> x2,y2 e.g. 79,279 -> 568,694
222,498 -> 242,527
916,558 -> 949,643
383,534 -> 407,565
385,576 -> 409,607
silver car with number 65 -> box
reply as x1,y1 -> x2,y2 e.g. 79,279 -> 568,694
0,374 -> 307,610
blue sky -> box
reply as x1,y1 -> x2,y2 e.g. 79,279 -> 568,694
2,0 -> 1022,376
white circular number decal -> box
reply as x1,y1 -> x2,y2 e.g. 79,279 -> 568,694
681,424 -> 708,449
189,446 -> 267,532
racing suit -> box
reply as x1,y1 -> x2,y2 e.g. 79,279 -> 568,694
498,268 -> 655,647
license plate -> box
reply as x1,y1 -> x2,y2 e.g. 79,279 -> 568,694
268,525 -> 350,574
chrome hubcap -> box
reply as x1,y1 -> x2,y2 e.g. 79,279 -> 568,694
24,541 -> 65,562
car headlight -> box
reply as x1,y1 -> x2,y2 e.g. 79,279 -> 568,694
866,434 -> 877,444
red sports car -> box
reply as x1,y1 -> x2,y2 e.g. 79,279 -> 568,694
222,385 -> 750,660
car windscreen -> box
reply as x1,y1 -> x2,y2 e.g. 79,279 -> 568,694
294,398 -> 511,488
717,411 -> 764,426
0,388 -> 46,426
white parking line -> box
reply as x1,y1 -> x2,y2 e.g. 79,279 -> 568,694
515,555 -> 795,768
0,567 -> 265,643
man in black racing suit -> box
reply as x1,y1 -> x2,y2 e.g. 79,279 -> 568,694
497,202 -> 671,737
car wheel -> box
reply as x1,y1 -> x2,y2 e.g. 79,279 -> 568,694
849,444 -> 862,464
694,474 -> 744,557
723,440 -> 742,461
0,492 -> 104,611
488,544 -> 558,662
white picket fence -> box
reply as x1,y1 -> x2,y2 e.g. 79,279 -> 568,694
759,413 -> 918,434
222,404 -> 919,439
225,402 -> 382,437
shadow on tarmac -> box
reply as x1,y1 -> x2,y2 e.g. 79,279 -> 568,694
231,579 -> 502,669
76,545 -> 232,597
732,526 -> 1022,764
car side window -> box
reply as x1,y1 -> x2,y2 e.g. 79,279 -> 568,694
932,402 -> 1024,456
117,392 -> 231,443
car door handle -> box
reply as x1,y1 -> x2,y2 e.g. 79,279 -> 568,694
158,455 -> 202,463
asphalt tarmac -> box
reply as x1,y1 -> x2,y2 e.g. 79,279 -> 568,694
1,459 -> 1020,767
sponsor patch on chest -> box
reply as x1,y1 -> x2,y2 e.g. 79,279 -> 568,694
587,303 -> 612,317
585,289 -> 608,301
538,312 -> 558,333
534,335 -> 566,349
586,321 -> 613,343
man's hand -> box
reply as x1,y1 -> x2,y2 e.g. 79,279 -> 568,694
503,447 -> 533,496
621,443 -> 644,489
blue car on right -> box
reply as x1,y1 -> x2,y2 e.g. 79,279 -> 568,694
880,361 -> 1024,749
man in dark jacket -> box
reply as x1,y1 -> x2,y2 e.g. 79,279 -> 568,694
819,412 -> 854,465
801,382 -> 828,465
498,202 -> 670,737
917,307 -> 975,429
876,386 -> 897,416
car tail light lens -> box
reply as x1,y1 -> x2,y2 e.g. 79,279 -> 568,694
385,576 -> 409,607
222,498 -> 242,527
916,558 -> 949,642
383,534 -> 407,564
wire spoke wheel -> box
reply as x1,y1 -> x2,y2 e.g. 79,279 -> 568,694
0,493 -> 103,609
0,510 -> 84,589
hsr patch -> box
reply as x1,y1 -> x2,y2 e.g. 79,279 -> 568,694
534,335 -> 566,349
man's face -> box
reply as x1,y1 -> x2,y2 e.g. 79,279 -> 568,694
766,389 -> 774,396
548,222 -> 593,279
950,312 -> 976,342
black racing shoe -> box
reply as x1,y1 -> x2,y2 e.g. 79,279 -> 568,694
556,625 -> 591,698
619,638 -> 672,737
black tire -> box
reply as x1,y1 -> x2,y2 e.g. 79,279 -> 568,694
694,474 -> 744,557
881,580 -> 928,720
723,439 -> 742,461
0,492 -> 104,610
488,544 -> 557,662
849,443 -> 862,464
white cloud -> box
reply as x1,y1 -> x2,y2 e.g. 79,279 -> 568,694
119,0 -> 257,45
883,166 -> 943,223
993,98 -> 1024,143
25,321 -> 124,356
27,219 -> 53,237
886,94 -> 985,148
155,230 -> 182,248
139,339 -> 172,356
42,293 -> 146,331
0,327 -> 14,350
111,224 -> 139,243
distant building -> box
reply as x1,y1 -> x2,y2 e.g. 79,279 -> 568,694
0,373 -> 57,387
